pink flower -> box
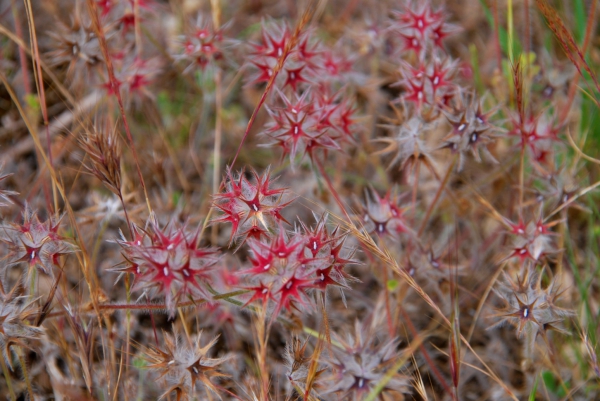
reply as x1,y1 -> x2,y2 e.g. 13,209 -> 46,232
1,207 -> 75,278
115,217 -> 220,316
212,167 -> 294,246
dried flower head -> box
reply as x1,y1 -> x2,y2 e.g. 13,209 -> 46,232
143,331 -> 229,400
360,188 -> 412,239
0,281 -> 43,369
324,320 -> 408,399
441,92 -> 501,170
490,268 -> 572,360
375,115 -> 434,171
46,12 -> 105,87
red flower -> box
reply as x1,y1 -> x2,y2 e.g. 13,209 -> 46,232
116,218 -> 220,316
212,167 -> 295,246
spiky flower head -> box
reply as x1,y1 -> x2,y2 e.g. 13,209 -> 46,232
143,330 -> 229,400
360,188 -> 412,239
212,166 -> 295,247
508,110 -> 561,165
240,214 -> 356,318
175,14 -> 232,73
246,20 -> 319,88
260,85 -> 358,166
392,58 -> 459,112
388,1 -> 459,58
0,281 -> 43,369
0,206 -> 75,279
490,268 -> 572,361
441,92 -> 501,170
115,217 -> 220,316
324,320 -> 408,399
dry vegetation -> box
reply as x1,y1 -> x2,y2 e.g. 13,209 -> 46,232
0,0 -> 600,400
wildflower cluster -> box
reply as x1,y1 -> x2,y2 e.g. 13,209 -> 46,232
46,0 -> 160,100
212,168 -> 356,318
388,1 -> 458,58
373,2 -> 504,176
262,87 -> 356,164
116,219 -> 220,316
247,20 -> 359,164
240,214 -> 355,317
246,21 -> 327,88
0,0 -> 592,399
389,3 -> 460,110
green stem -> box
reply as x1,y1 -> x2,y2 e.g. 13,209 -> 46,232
507,0 -> 514,63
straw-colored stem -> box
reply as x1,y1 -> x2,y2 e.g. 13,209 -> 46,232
18,349 -> 35,401
211,69 -> 223,245
0,353 -> 16,401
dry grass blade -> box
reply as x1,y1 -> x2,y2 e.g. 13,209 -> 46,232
512,58 -> 524,122
411,355 -> 428,400
303,336 -> 325,400
63,305 -> 95,393
0,21 -> 75,107
35,270 -> 63,327
535,0 -> 600,108
364,331 -> 426,401
450,281 -> 461,399
566,129 -> 600,165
